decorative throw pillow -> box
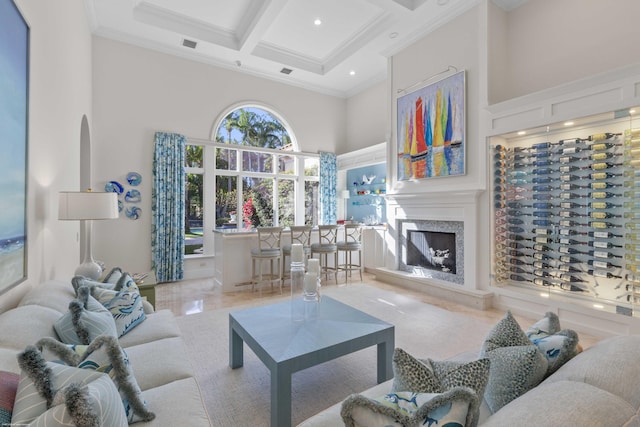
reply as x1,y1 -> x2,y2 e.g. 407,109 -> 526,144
72,275 -> 116,295
36,335 -> 155,423
54,285 -> 118,344
480,311 -> 548,413
0,371 -> 19,425
12,346 -> 127,426
86,274 -> 146,337
526,312 -> 580,375
103,266 -> 124,284
341,388 -> 478,427
391,348 -> 489,427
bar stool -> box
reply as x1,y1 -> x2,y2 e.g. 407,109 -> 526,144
310,225 -> 339,283
337,224 -> 363,283
281,225 -> 312,287
251,226 -> 283,294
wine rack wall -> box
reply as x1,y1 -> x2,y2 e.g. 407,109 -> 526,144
492,124 -> 640,314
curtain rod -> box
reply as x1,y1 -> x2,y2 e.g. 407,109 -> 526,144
396,65 -> 458,95
186,136 -> 320,158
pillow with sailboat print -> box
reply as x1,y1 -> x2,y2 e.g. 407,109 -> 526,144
525,311 -> 580,376
85,273 -> 146,338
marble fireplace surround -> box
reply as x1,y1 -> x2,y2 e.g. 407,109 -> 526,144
376,190 -> 493,310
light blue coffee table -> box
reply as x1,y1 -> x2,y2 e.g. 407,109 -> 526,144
229,296 -> 395,427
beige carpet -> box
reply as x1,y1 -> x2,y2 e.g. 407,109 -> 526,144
175,282 -> 514,426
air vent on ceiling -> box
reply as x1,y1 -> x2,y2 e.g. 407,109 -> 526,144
182,39 -> 197,49
280,67 -> 293,75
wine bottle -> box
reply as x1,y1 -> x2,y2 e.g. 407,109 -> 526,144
590,230 -> 622,239
559,155 -> 582,164
532,211 -> 553,217
559,274 -> 586,283
590,221 -> 621,229
559,283 -> 587,292
509,266 -> 529,274
508,226 -> 525,233
532,219 -> 553,226
590,211 -> 622,219
624,190 -> 640,199
532,142 -> 557,150
560,202 -> 587,209
624,180 -> 640,188
510,274 -> 531,282
560,174 -> 588,181
625,222 -> 640,230
560,183 -> 589,190
589,241 -> 623,249
532,176 -> 552,184
626,253 -> 640,263
588,132 -> 621,141
508,250 -> 528,258
534,269 -> 553,278
559,219 -> 587,227
624,243 -> 640,252
534,236 -> 553,244
532,202 -> 554,209
561,146 -> 584,154
534,252 -> 553,261
532,168 -> 553,175
590,142 -> 622,151
560,192 -> 586,199
533,243 -> 552,251
559,247 -> 588,255
625,232 -> 640,241
559,165 -> 589,173
510,170 -> 527,177
532,160 -> 553,167
588,270 -> 622,279
591,162 -> 622,170
559,137 -> 586,145
591,182 -> 622,190
508,258 -> 529,266
510,179 -> 528,185
591,152 -> 621,161
559,228 -> 588,236
507,217 -> 525,225
590,172 -> 622,180
590,250 -> 623,259
624,169 -> 640,178
626,274 -> 640,283
559,238 -> 587,246
533,278 -> 552,287
507,210 -> 531,217
559,211 -> 588,218
588,259 -> 621,269
508,233 -> 530,241
589,191 -> 622,199
532,228 -> 552,235
532,184 -> 557,192
560,255 -> 581,263
559,264 -> 582,273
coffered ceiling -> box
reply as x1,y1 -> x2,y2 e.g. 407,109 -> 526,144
84,0 -> 527,98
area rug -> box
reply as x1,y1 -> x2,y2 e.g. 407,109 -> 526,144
176,283 -> 501,426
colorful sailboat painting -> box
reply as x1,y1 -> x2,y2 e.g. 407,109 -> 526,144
397,70 -> 465,180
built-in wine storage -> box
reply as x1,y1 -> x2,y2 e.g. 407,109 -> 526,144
490,110 -> 640,316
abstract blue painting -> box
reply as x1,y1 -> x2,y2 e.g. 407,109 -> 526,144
0,0 -> 29,293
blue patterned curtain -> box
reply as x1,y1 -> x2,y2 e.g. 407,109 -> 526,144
152,132 -> 186,282
319,151 -> 337,224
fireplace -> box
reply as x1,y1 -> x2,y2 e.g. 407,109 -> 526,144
397,219 -> 464,285
407,230 -> 456,273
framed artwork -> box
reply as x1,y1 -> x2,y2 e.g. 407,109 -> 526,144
0,0 -> 29,293
397,70 -> 465,181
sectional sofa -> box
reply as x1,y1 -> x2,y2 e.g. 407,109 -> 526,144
0,277 -> 212,426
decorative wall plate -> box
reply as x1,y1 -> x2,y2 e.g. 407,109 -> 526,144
125,189 -> 141,203
127,172 -> 142,186
125,206 -> 141,220
105,181 -> 124,194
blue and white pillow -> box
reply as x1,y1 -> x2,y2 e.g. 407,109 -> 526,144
341,388 -> 477,427
526,312 -> 580,375
54,286 -> 118,344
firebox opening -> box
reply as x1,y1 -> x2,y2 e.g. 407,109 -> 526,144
407,230 -> 456,274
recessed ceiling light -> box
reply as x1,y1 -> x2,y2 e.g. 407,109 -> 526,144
280,67 -> 293,75
389,32 -> 399,39
564,121 -> 574,126
517,131 -> 526,136
182,39 -> 197,49
349,70 -> 356,76
314,18 -> 322,26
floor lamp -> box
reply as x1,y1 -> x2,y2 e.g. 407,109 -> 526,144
58,190 -> 119,280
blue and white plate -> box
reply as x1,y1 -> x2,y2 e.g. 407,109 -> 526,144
105,181 -> 124,194
125,206 -> 141,220
125,189 -> 141,203
127,172 -> 142,186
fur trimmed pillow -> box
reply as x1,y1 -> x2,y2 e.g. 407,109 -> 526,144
54,286 -> 118,345
526,312 -> 580,376
36,335 -> 155,423
341,388 -> 478,427
12,346 -> 127,426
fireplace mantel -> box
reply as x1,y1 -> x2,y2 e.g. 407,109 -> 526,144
378,188 -> 492,310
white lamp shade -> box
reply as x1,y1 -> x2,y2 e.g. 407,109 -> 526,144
58,191 -> 119,220
341,190 -> 351,199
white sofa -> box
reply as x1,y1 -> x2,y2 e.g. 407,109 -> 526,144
0,279 -> 212,426
298,334 -> 640,426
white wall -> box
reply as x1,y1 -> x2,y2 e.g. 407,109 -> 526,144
496,0 -> 640,103
0,0 -> 93,310
344,81 -> 387,153
91,38 -> 348,274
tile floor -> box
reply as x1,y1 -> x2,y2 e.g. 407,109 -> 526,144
154,271 -> 600,348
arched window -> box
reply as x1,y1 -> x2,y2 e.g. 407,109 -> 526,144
184,104 -> 319,256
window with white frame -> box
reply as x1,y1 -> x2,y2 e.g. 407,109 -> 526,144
184,106 -> 319,256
